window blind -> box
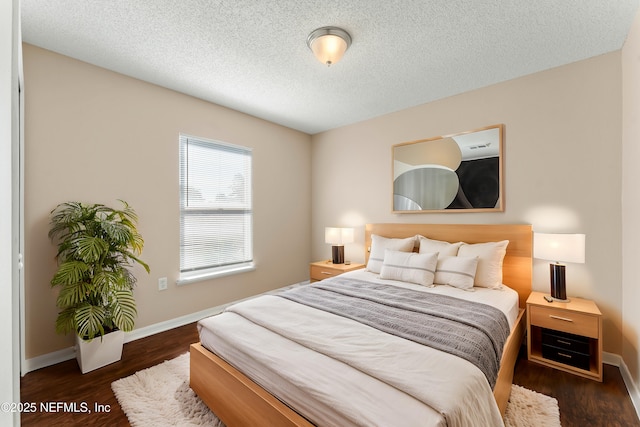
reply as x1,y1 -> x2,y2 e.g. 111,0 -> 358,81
179,135 -> 253,275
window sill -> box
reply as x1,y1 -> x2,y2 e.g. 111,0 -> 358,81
177,263 -> 256,286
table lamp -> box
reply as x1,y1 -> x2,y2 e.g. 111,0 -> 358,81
533,233 -> 585,302
325,227 -> 354,264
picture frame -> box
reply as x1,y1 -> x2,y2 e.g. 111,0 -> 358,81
392,124 -> 504,213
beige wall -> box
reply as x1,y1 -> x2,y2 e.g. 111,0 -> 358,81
622,8 -> 640,389
23,39 -> 630,365
23,44 -> 312,359
311,53 -> 623,354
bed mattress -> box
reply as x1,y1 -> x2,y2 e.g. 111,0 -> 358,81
197,270 -> 518,427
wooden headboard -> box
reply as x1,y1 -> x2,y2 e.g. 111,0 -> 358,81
365,223 -> 532,308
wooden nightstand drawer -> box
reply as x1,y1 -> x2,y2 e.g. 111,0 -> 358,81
309,261 -> 365,282
529,305 -> 599,338
310,264 -> 341,281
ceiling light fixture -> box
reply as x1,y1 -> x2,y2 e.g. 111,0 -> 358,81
307,26 -> 352,66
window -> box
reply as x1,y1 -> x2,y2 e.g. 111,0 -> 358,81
178,135 -> 253,283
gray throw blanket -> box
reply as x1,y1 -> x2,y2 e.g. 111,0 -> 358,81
277,278 -> 510,388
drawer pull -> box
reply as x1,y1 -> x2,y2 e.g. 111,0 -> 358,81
321,271 -> 333,275
549,315 -> 574,322
558,352 -> 573,359
557,339 -> 571,346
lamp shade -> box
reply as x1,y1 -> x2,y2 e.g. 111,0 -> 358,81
533,233 -> 585,264
307,27 -> 352,66
325,227 -> 354,245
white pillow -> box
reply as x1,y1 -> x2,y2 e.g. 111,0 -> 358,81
457,240 -> 509,289
434,256 -> 479,290
367,234 -> 416,274
417,235 -> 462,257
380,250 -> 438,287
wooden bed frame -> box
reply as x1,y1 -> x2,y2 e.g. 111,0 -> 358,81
190,223 -> 532,426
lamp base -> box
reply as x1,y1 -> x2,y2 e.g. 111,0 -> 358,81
331,245 -> 345,264
549,263 -> 569,301
549,295 -> 571,303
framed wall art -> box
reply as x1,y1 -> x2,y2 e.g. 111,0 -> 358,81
392,124 -> 504,213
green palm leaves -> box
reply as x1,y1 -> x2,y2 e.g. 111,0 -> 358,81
49,201 -> 150,340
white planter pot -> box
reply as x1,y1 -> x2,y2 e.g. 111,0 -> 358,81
76,330 -> 124,374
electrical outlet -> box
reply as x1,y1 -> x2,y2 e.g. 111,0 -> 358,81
158,277 -> 168,291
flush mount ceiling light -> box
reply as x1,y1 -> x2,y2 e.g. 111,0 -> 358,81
307,26 -> 352,66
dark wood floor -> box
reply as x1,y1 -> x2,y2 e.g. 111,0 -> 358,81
21,323 -> 640,426
20,323 -> 200,426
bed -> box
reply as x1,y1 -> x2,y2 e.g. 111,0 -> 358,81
190,223 -> 532,426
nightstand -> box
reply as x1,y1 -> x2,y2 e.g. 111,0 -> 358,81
526,291 -> 602,381
309,260 -> 365,283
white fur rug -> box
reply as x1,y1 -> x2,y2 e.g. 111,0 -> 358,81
112,353 -> 561,427
504,384 -> 561,427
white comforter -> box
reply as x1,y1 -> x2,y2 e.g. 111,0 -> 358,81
198,272 -> 516,427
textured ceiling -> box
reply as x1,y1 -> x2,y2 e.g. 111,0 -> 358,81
21,0 -> 639,134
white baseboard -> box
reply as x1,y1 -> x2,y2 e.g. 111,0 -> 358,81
22,346 -> 77,375
21,305 -> 224,375
22,280 -> 309,375
605,351 -> 640,419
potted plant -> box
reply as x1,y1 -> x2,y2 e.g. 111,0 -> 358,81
48,200 -> 150,373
